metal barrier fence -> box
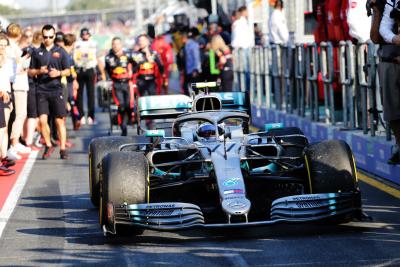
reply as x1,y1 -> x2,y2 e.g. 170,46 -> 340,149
233,41 -> 390,140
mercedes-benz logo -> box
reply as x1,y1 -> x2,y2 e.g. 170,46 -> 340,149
228,200 -> 246,209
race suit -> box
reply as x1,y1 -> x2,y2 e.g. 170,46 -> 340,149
131,49 -> 164,96
105,49 -> 135,135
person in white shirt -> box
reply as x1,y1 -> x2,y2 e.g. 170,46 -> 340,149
269,0 -> 289,45
347,0 -> 372,43
6,23 -> 31,161
231,6 -> 254,91
0,33 -> 16,175
231,6 -> 255,49
73,28 -> 98,125
378,0 -> 400,164
379,0 -> 400,44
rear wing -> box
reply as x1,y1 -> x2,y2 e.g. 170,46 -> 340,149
137,94 -> 192,120
211,92 -> 250,114
190,81 -> 219,93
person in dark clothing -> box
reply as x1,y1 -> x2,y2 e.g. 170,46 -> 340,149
28,24 -> 71,160
132,34 -> 164,96
63,33 -> 79,130
210,34 -> 234,91
105,37 -> 136,136
49,31 -> 66,144
371,0 -> 400,164
182,29 -> 202,95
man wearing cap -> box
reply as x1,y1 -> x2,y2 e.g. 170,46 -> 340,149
55,31 -> 65,47
73,27 -> 98,126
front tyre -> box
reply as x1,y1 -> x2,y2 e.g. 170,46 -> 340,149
99,151 -> 148,236
304,140 -> 358,194
304,140 -> 361,223
89,136 -> 149,207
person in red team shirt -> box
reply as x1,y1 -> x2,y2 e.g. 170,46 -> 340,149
132,34 -> 164,97
325,0 -> 350,44
313,0 -> 352,106
151,33 -> 173,95
313,1 -> 328,43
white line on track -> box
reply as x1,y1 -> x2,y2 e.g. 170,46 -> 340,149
0,151 -> 38,238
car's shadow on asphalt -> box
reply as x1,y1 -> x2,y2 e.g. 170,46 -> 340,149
16,190 -> 400,245
17,219 -> 400,267
15,191 -> 381,246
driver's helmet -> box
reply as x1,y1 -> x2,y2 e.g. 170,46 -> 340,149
197,122 -> 217,138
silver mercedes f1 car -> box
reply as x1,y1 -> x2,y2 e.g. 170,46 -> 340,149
88,82 -> 363,236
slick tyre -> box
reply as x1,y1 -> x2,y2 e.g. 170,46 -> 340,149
100,151 -> 148,236
304,140 -> 358,193
89,136 -> 149,207
304,140 -> 360,224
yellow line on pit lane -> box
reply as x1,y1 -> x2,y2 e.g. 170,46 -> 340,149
357,172 -> 400,199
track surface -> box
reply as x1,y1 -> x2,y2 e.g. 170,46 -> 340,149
0,112 -> 399,267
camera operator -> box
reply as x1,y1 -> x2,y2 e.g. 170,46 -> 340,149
371,0 -> 400,164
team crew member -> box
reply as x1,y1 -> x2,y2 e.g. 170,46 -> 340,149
132,34 -> 164,96
105,37 -> 135,136
74,28 -> 97,125
63,33 -> 79,130
29,24 -> 71,160
24,31 -> 42,148
151,33 -> 173,94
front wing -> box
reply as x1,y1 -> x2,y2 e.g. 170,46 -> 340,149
104,192 -> 362,234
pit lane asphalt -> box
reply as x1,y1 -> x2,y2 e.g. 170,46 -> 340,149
0,111 -> 399,267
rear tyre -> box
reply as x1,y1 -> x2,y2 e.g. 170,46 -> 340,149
89,136 -> 149,207
100,151 -> 148,236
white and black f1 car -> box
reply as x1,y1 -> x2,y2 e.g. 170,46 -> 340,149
89,83 -> 363,236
